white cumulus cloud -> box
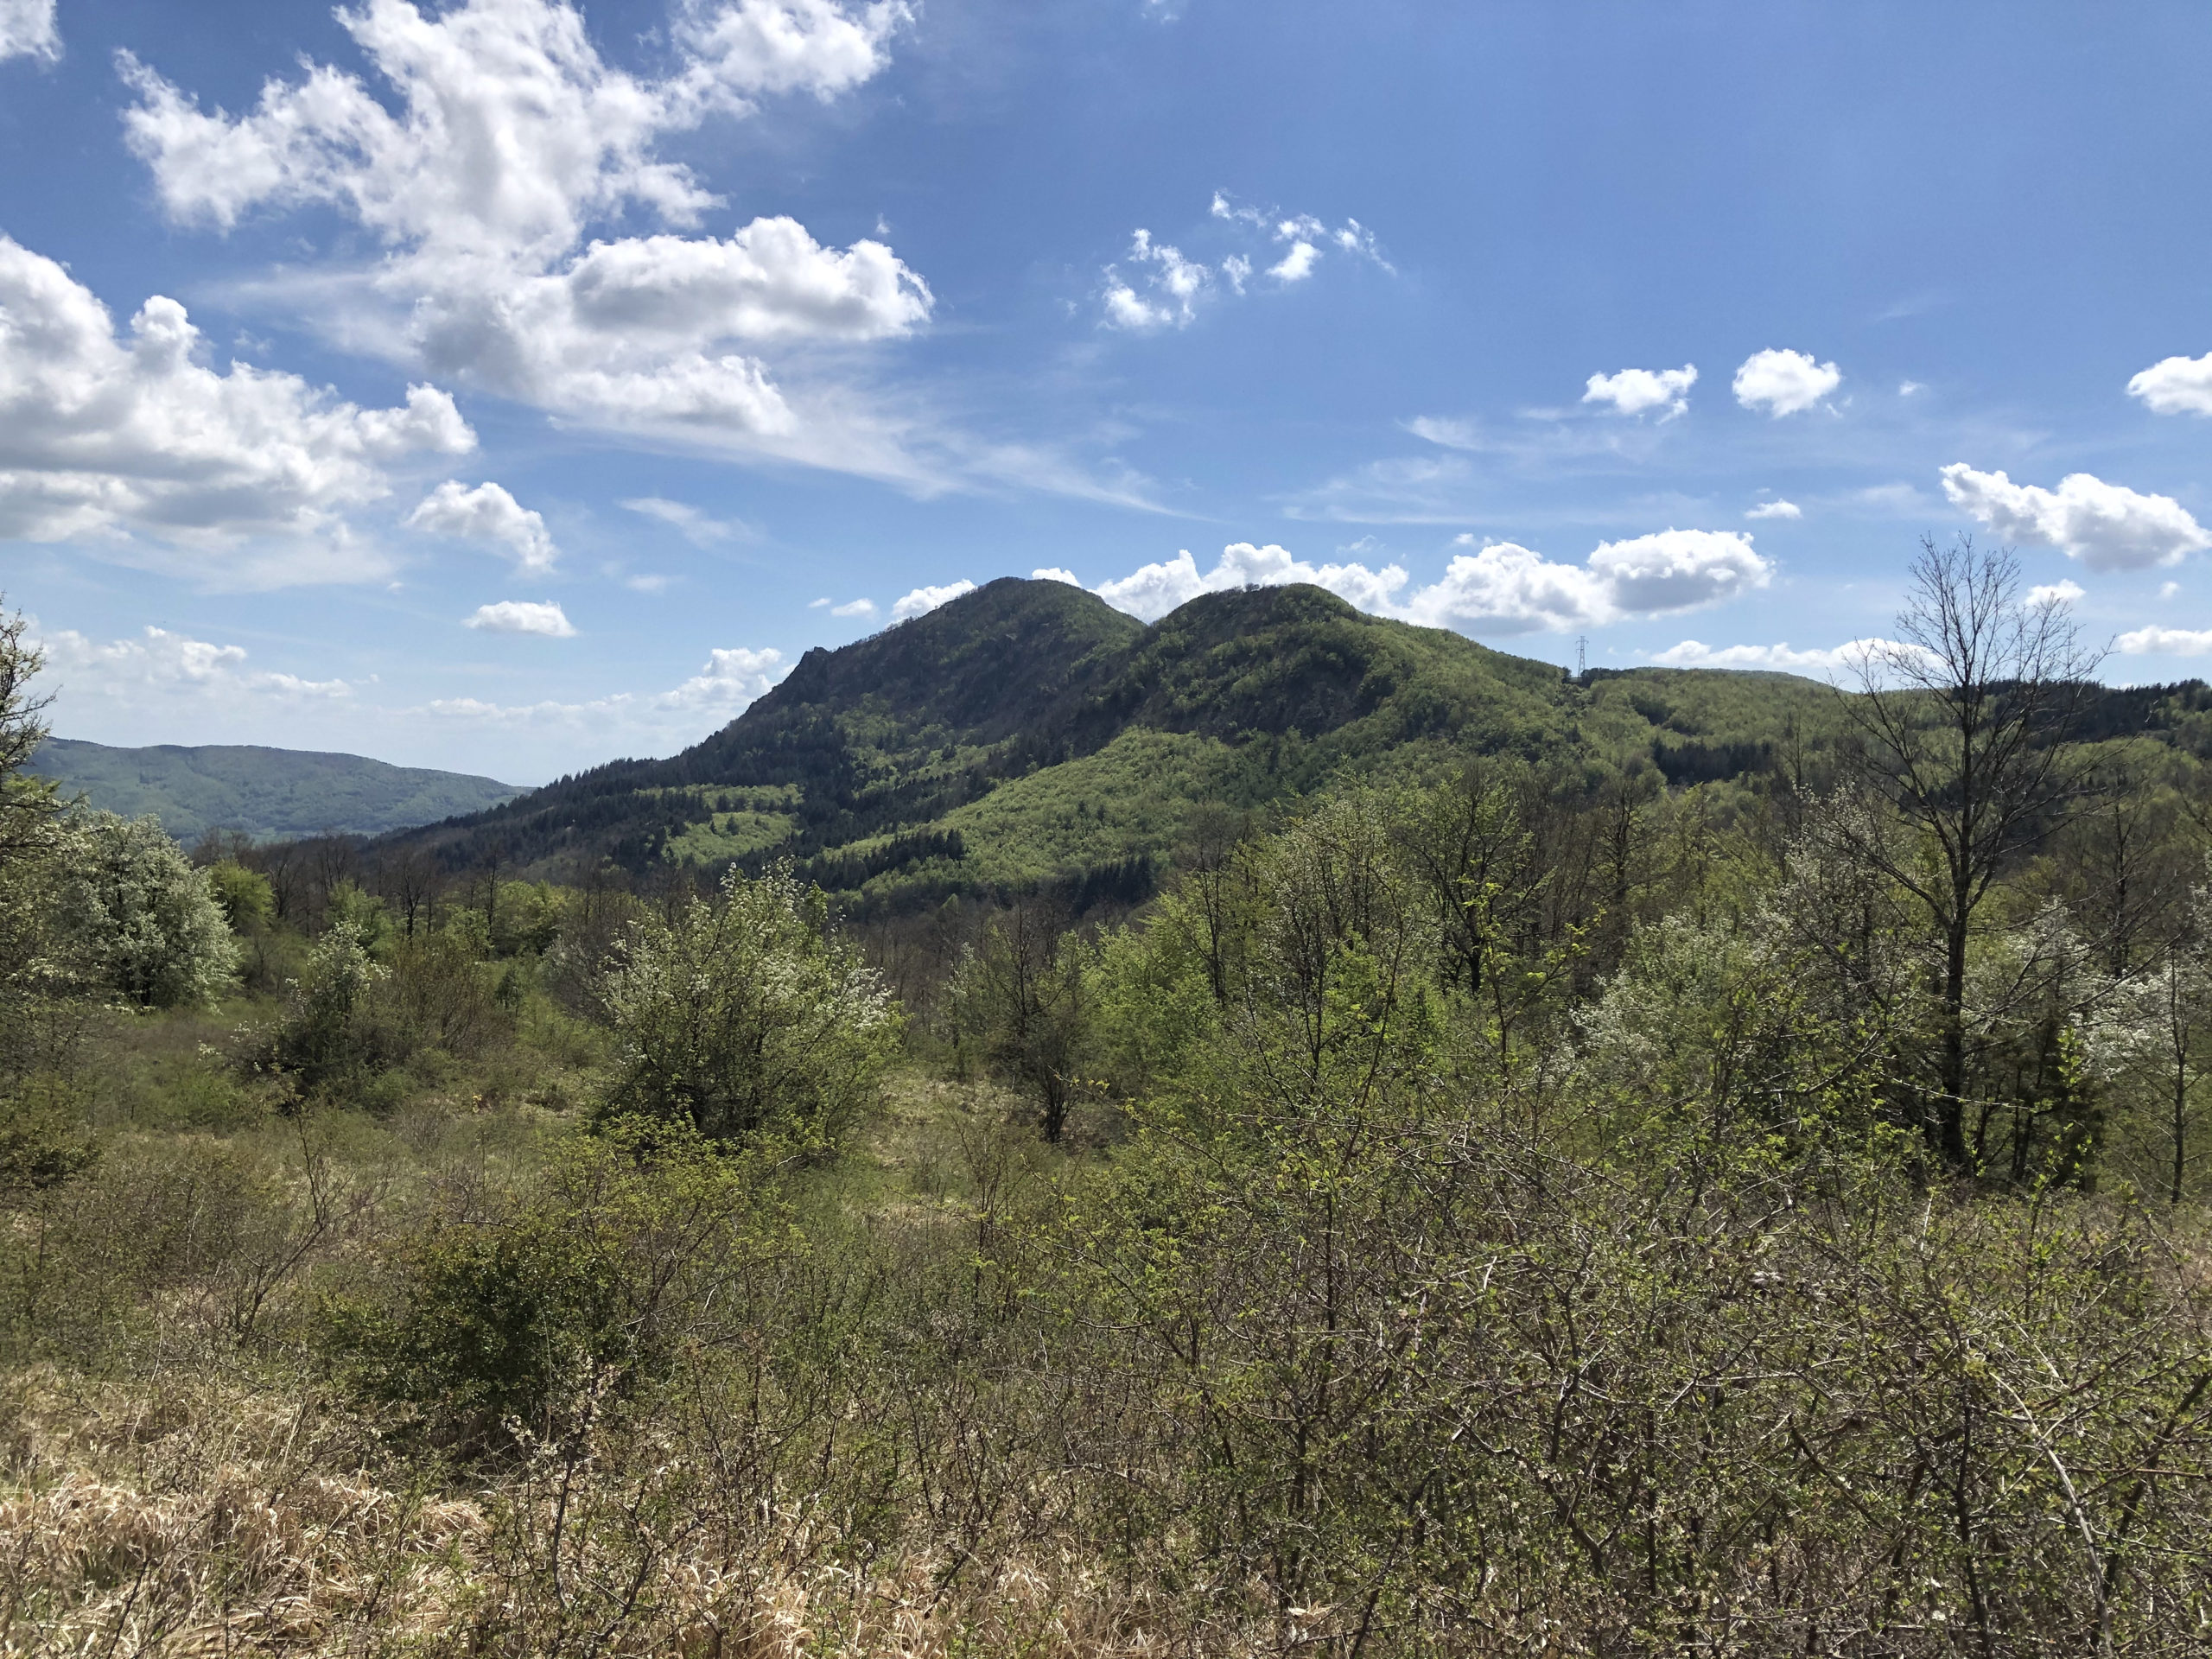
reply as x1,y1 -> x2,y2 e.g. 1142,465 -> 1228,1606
35,623 -> 353,705
1939,463 -> 2211,571
119,0 -> 926,458
1031,567 -> 1081,585
657,644 -> 785,709
677,0 -> 912,103
1084,531 -> 1769,634
1745,499 -> 1802,521
434,645 -> 779,715
1582,364 -> 1696,419
2026,579 -> 2085,607
1268,239 -> 1320,283
830,597 -> 876,617
1102,230 -> 1212,331
405,480 -> 558,572
0,233 -> 473,584
1103,195 -> 1387,331
30,617 -> 790,778
2117,626 -> 2212,657
0,0 -> 57,62
1093,543 -> 1407,623
1732,348 -> 1841,417
423,643 -> 787,741
464,599 -> 575,636
2128,352 -> 2212,416
892,579 -> 976,620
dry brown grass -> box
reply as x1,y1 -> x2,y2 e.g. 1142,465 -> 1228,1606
0,1370 -> 1200,1658
0,1370 -> 477,1654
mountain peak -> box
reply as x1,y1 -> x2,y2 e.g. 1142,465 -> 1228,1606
380,576 -> 1850,904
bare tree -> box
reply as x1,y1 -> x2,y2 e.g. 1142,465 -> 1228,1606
0,606 -> 57,868
373,843 -> 446,939
307,832 -> 359,929
1838,536 -> 2103,1168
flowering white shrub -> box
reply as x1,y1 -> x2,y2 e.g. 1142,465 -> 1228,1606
55,811 -> 237,1008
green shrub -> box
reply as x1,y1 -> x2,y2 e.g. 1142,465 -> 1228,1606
205,861 -> 273,931
373,930 -> 509,1061
264,922 -> 514,1104
0,1132 -> 315,1363
597,865 -> 900,1149
0,1076 -> 97,1198
318,1120 -> 778,1442
269,920 -> 388,1090
132,1059 -> 266,1134
325,880 -> 389,954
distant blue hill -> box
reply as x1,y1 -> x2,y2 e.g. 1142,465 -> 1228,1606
27,738 -> 524,844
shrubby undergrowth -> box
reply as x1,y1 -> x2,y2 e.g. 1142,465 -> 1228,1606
3,557 -> 2212,1655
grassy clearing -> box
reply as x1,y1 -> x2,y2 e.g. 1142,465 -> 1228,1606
0,1063 -> 1171,1656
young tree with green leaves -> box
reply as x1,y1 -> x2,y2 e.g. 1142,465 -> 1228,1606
951,901 -> 1093,1141
597,863 -> 899,1150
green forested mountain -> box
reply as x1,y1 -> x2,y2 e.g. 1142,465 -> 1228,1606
388,576 -> 2212,906
384,577 -> 1867,900
26,738 -> 523,843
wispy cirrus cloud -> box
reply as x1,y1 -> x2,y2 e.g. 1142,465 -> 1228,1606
621,496 -> 748,545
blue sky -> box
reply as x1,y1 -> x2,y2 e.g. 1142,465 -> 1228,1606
2,0 -> 2208,783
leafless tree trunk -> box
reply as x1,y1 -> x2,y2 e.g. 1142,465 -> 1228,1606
1837,536 -> 2102,1170
374,844 -> 445,939
0,607 -> 55,868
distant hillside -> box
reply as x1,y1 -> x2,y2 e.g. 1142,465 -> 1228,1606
381,577 -> 1861,906
377,577 -> 2212,911
28,739 -> 524,843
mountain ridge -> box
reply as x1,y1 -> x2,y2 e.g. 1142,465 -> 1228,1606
27,738 -> 523,844
378,577 -> 1850,899
327,576 -> 2212,906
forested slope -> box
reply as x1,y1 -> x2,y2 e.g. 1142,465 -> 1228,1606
27,738 -> 522,842
385,576 -> 1877,903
